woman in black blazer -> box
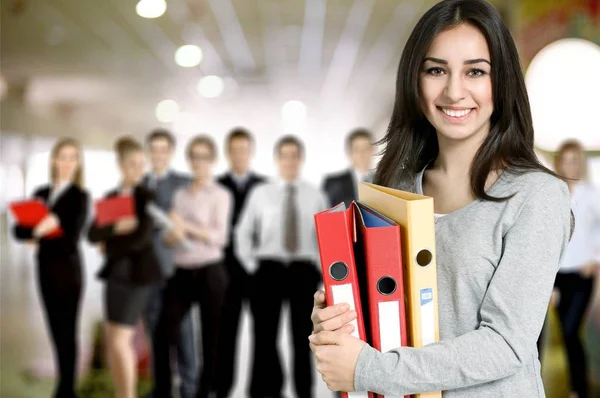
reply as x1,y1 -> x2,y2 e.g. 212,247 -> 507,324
88,137 -> 162,398
13,137 -> 89,398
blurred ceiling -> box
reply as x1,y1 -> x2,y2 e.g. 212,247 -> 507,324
0,0 -> 439,147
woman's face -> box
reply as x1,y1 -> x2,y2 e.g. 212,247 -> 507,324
560,149 -> 583,180
53,144 -> 80,183
419,23 -> 494,145
120,150 -> 146,185
188,143 -> 214,179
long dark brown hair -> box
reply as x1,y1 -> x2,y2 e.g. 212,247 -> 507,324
374,0 -> 557,201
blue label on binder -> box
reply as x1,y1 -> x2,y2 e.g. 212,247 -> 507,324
420,288 -> 433,306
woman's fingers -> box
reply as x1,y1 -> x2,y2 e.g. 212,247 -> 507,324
309,330 -> 343,346
313,290 -> 326,308
311,302 -> 352,326
313,310 -> 357,333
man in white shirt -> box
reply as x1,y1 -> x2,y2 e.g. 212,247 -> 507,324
321,128 -> 375,207
235,135 -> 328,398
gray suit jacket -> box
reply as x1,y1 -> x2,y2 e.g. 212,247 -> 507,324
142,171 -> 192,277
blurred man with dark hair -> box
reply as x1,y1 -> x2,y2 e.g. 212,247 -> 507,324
321,128 -> 375,207
215,127 -> 266,396
236,135 -> 328,398
142,129 -> 197,398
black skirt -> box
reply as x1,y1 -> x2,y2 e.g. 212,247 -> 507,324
104,280 -> 153,327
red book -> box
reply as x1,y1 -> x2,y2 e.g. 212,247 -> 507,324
94,196 -> 135,226
9,200 -> 63,238
355,202 -> 408,398
314,202 -> 374,398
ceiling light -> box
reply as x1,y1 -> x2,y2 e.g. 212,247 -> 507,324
155,99 -> 179,123
197,76 -> 224,98
175,45 -> 203,68
136,0 -> 167,19
526,38 -> 600,150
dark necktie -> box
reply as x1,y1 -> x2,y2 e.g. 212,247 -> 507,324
284,184 -> 298,253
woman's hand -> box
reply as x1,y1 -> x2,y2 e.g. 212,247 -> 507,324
169,211 -> 184,230
114,216 -> 138,235
549,288 -> 560,307
310,290 -> 364,391
309,330 -> 366,392
311,290 -> 358,334
33,213 -> 60,237
163,229 -> 185,247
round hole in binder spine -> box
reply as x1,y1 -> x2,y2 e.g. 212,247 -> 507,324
377,276 -> 397,295
416,249 -> 433,267
329,262 -> 349,281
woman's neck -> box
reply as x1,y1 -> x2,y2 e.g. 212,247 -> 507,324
432,135 -> 482,178
192,175 -> 211,190
121,181 -> 135,190
54,178 -> 70,188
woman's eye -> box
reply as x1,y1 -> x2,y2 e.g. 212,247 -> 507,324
468,68 -> 486,77
426,67 -> 445,76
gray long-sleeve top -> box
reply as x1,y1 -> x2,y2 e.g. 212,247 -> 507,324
354,169 -> 572,397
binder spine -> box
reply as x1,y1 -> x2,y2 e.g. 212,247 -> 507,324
363,227 -> 408,398
408,201 -> 441,398
314,209 -> 372,398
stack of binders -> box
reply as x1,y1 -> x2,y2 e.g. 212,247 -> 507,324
314,183 -> 441,398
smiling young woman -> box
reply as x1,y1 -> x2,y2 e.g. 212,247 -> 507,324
309,1 -> 574,397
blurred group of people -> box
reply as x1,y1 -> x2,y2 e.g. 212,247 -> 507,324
11,126 -> 376,398
10,0 -> 600,397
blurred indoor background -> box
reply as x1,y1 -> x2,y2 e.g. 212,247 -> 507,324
1,0 -> 599,397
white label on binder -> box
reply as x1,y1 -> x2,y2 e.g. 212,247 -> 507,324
331,284 -> 369,398
331,284 -> 359,339
348,392 -> 370,398
379,301 -> 401,353
420,287 -> 435,346
377,301 -> 404,398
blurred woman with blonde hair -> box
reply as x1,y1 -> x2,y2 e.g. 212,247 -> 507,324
13,137 -> 90,398
551,139 -> 600,398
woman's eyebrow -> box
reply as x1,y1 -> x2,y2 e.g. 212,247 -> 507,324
423,57 -> 491,66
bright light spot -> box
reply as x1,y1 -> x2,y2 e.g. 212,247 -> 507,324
135,0 -> 167,19
197,75 -> 224,98
155,99 -> 179,123
175,45 -> 203,68
526,38 -> 600,150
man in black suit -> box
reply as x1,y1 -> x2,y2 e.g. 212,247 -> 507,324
321,128 -> 375,207
216,127 -> 266,397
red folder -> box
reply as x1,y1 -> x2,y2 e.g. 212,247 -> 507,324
314,203 -> 374,398
9,199 -> 63,238
94,195 -> 135,226
356,202 -> 408,398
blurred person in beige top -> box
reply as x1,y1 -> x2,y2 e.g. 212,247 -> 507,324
152,135 -> 232,398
